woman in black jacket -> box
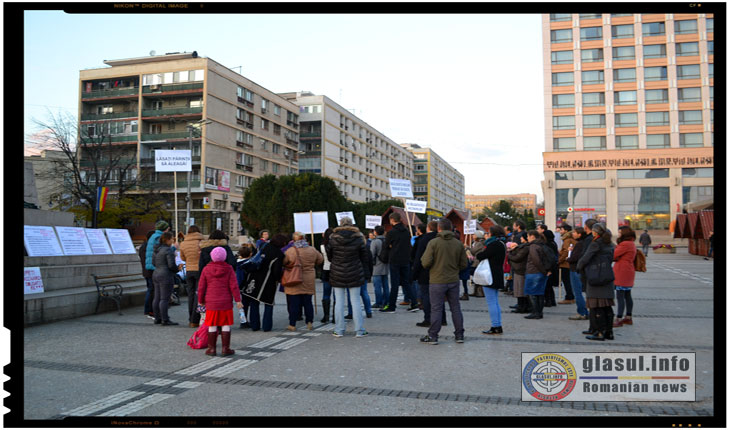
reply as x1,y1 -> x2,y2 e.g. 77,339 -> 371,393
577,222 -> 616,341
507,234 -> 531,314
138,230 -> 156,318
242,234 -> 287,332
151,232 -> 180,326
565,227 -> 589,320
476,225 -> 507,335
540,227 -> 559,307
199,230 -> 237,272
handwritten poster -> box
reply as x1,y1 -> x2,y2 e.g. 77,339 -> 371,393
365,215 -> 382,229
24,267 -> 44,294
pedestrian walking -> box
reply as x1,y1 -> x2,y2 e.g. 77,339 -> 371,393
538,225 -> 559,307
379,213 -> 416,313
523,230 -> 551,320
179,225 -> 204,328
197,247 -> 243,356
242,234 -> 288,332
411,221 -> 446,328
283,232 -> 324,331
565,227 -> 590,321
639,230 -> 652,257
577,222 -> 616,341
326,217 -> 371,338
370,226 -> 390,309
468,231 -> 486,297
557,224 -> 576,304
507,234 -> 531,314
320,228 -> 334,323
151,232 -> 180,326
476,225 -> 507,335
199,230 -> 236,273
419,219 -> 468,345
138,230 -> 156,319
613,227 -> 637,328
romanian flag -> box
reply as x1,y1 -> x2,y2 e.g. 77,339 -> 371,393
96,187 -> 109,212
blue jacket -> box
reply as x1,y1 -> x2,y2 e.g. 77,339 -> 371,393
145,230 -> 164,271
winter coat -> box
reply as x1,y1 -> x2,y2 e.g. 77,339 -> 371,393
469,238 -> 486,268
566,236 -> 587,272
152,243 -> 178,280
526,240 -> 549,276
283,245 -> 324,295
326,226 -> 370,288
145,229 -> 165,271
242,242 -> 284,305
577,237 -> 616,299
475,237 -> 506,289
138,240 -> 153,279
381,223 -> 412,266
420,230 -> 468,284
179,232 -> 204,272
543,230 -> 560,287
199,239 -> 237,273
639,232 -> 652,246
319,244 -> 331,271
197,261 -> 241,311
370,235 -> 388,276
411,231 -> 438,285
507,242 -> 530,276
558,232 -> 577,269
613,240 -> 637,287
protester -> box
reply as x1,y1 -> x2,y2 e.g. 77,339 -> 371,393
476,225 -> 507,335
380,212 -> 416,313
326,217 -> 370,337
138,230 -> 156,319
283,232 -> 324,331
613,227 -> 637,328
419,219 -> 468,345
537,225 -> 559,307
507,234 -> 531,314
411,221 -> 445,328
468,230 -> 486,298
199,230 -> 236,272
256,230 -> 270,250
145,220 -> 171,273
197,247 -> 243,356
639,230 -> 652,257
577,222 -> 616,341
370,226 -> 389,310
179,225 -> 204,328
346,236 -> 374,320
565,227 -> 589,320
557,224 -> 576,304
512,220 -> 527,244
235,245 -> 254,329
410,224 -> 427,307
320,228 -> 334,323
523,230 -> 550,320
242,234 -> 287,332
151,232 -> 180,326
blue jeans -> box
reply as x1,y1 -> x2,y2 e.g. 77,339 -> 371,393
322,273 -> 332,301
288,294 -> 313,325
143,277 -> 154,314
372,275 -> 389,307
570,271 -> 588,316
347,283 -> 372,316
524,273 -> 548,296
249,302 -> 274,331
388,264 -> 411,308
334,287 -> 365,335
483,287 -> 502,327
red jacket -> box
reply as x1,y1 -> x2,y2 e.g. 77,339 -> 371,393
197,261 -> 242,311
613,240 -> 637,287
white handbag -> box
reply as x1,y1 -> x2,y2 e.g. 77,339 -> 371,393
473,259 -> 493,286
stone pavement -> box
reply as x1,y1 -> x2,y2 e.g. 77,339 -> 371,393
20,248 -> 715,422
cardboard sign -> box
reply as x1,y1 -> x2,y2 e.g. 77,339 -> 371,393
405,199 -> 427,214
294,211 -> 329,235
24,267 -> 44,294
84,229 -> 113,255
155,150 -> 192,172
365,215 -> 382,229
335,211 -> 356,226
389,178 -> 413,198
464,220 -> 477,235
24,226 -> 64,257
55,226 -> 93,256
104,229 -> 137,254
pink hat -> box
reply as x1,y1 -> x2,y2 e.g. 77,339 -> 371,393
211,247 -> 227,262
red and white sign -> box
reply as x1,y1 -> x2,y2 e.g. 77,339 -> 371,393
538,208 -> 546,216
24,267 -> 44,294
566,207 -> 573,213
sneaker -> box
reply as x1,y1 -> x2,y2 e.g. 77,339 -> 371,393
399,301 -> 411,306
455,336 -> 464,343
569,314 -> 589,320
332,332 -> 344,338
287,325 -> 296,331
344,314 -> 353,320
146,315 -> 156,320
380,306 -> 396,313
558,299 -> 575,304
408,305 -> 420,313
356,331 -> 369,338
482,327 -> 503,335
416,321 -> 431,327
366,313 -> 372,318
420,335 -> 438,345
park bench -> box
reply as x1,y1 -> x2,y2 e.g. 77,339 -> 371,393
91,273 -> 141,315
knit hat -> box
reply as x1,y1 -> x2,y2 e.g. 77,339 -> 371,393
211,247 -> 227,262
475,230 -> 485,239
155,220 -> 169,231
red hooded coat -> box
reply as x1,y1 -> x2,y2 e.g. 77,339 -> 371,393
613,240 -> 637,287
197,261 -> 241,311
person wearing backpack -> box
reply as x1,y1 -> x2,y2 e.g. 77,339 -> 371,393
411,221 -> 444,327
538,225 -> 559,307
577,222 -> 616,341
475,225 -> 507,335
612,226 -> 637,328
523,230 -> 551,320
370,226 -> 389,310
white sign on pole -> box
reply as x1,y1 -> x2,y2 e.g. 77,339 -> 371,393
464,220 -> 477,235
54,226 -> 93,255
24,225 -> 64,257
189,217 -> 195,226
155,150 -> 192,172
104,229 -> 137,254
24,267 -> 44,294
335,211 -> 356,226
388,178 -> 413,198
365,215 -> 382,229
405,199 -> 427,214
216,218 -> 222,230
294,212 -> 329,235
84,229 -> 113,255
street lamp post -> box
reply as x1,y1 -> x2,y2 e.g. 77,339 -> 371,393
185,119 -> 212,230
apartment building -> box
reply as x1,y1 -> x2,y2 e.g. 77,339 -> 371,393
542,13 -> 714,234
78,52 -> 301,236
465,193 -> 537,215
280,92 -> 414,203
401,144 -> 465,215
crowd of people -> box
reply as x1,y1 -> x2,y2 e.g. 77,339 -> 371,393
138,213 -> 647,355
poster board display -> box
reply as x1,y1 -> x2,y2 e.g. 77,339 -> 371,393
293,212 -> 329,235
24,225 -> 64,257
104,229 -> 137,254
464,220 -> 477,235
85,229 -> 113,255
154,150 -> 192,172
365,215 -> 382,229
24,267 -> 44,294
335,211 -> 356,226
405,199 -> 427,214
55,226 -> 93,255
388,178 -> 413,198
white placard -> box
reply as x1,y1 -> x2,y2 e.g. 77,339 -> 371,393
104,229 -> 137,254
335,211 -> 356,226
155,150 -> 192,172
24,267 -> 44,294
464,220 -> 477,235
405,199 -> 427,214
294,211 -> 329,235
55,226 -> 93,255
84,229 -> 113,255
388,178 -> 413,198
216,218 -> 222,230
24,225 -> 64,257
365,215 -> 382,229
189,217 -> 195,226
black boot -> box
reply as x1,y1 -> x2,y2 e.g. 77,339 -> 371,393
582,309 -> 598,335
320,299 -> 330,323
525,296 -> 543,319
586,309 -> 605,340
603,307 -> 615,340
510,297 -> 523,313
535,295 -> 544,318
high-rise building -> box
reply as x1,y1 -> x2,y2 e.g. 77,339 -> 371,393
401,144 -> 465,215
465,194 -> 537,215
280,92 -> 413,203
542,13 -> 714,234
78,52 -> 301,236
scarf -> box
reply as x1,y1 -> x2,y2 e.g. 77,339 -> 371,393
484,237 -> 500,246
293,239 -> 309,248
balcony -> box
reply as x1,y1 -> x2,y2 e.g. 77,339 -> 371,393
142,82 -> 204,94
79,157 -> 137,168
140,132 -> 192,141
141,107 -> 203,118
146,179 -> 202,189
82,87 -> 139,100
80,111 -> 138,121
300,132 -> 321,138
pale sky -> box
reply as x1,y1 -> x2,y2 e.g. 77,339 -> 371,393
24,11 -> 546,201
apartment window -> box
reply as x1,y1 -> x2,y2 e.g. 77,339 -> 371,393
272,143 -> 280,154
553,137 -> 576,151
709,86 -> 713,102
611,13 -> 633,17
614,90 -> 637,105
261,119 -> 269,130
676,42 -> 699,57
551,50 -> 573,65
642,22 -> 665,36
677,64 -> 701,80
646,134 -> 670,148
582,92 -> 605,106
260,159 -> 268,171
616,135 -> 639,149
706,18 -> 714,32
261,98 -> 269,113
644,66 -> 667,81
645,89 -> 669,104
553,116 -> 575,130
708,64 -> 713,78
273,124 -> 281,135
612,24 -> 634,39
615,113 -> 638,127
579,13 -> 602,19
550,13 -> 572,21
677,87 -> 701,103
612,46 -> 635,60
617,169 -> 669,179
552,94 -> 575,108
583,136 -> 606,150
646,111 -> 670,126
273,104 -> 281,116
613,68 -> 636,82
581,70 -> 604,85
680,133 -> 704,147
682,168 -> 713,178
707,41 -> 714,56
643,44 -> 666,59
581,48 -> 604,63
551,29 -> 573,43
272,163 -> 279,174
583,114 -> 606,128
674,19 -> 698,34
580,26 -> 603,41
552,72 -> 574,86
678,110 -> 702,125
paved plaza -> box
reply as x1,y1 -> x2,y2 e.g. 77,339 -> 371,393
19,248 -> 716,422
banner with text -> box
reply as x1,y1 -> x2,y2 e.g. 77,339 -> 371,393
335,211 -> 356,226
155,150 -> 192,172
389,178 -> 413,199
294,212 -> 329,235
405,199 -> 427,214
24,267 -> 44,294
365,215 -> 382,229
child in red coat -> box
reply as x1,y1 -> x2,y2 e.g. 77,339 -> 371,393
198,247 -> 243,356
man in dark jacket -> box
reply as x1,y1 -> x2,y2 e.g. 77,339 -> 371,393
639,230 -> 652,257
411,221 -> 445,327
138,230 -> 156,318
242,234 -> 287,332
380,212 -> 415,313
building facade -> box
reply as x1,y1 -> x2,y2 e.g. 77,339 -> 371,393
465,193 -> 537,215
401,144 -> 465,215
542,13 -> 713,234
280,92 -> 414,203
78,52 -> 301,237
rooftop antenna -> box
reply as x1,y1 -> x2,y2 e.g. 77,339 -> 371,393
230,66 -> 242,74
